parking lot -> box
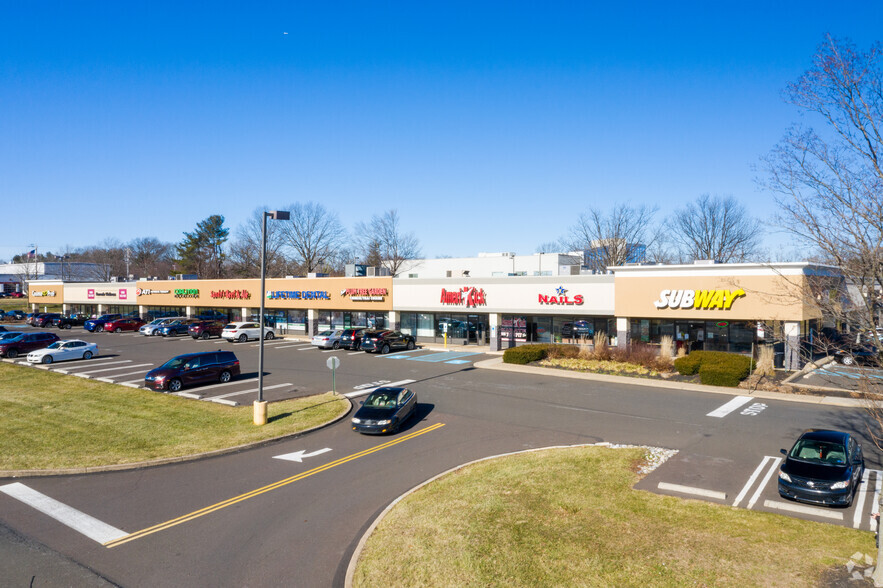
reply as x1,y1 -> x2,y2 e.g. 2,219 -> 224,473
1,324 -> 490,405
796,359 -> 883,392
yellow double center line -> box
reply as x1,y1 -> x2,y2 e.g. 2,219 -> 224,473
105,422 -> 445,548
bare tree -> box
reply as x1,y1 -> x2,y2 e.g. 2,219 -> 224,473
666,194 -> 762,262
280,202 -> 347,275
78,239 -> 126,280
128,237 -> 174,279
760,36 -> 883,446
354,210 -> 422,277
562,204 -> 659,271
227,207 -> 289,278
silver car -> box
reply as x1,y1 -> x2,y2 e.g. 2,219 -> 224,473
139,317 -> 185,336
311,329 -> 344,349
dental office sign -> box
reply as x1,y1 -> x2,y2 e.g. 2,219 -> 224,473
653,288 -> 745,310
267,290 -> 330,300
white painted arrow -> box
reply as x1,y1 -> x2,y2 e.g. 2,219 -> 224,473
273,448 -> 332,463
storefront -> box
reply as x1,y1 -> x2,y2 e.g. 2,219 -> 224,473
392,276 -> 616,351
29,282 -> 139,317
613,262 -> 840,369
133,277 -> 393,334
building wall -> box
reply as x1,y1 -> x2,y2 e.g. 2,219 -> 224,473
396,253 -> 582,279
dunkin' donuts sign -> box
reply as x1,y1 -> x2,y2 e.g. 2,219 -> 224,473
653,288 -> 745,310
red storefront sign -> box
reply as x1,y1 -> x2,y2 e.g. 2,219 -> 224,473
538,286 -> 583,305
440,287 -> 486,308
210,289 -> 251,300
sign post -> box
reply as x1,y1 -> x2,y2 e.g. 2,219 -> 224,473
442,322 -> 448,349
326,356 -> 340,395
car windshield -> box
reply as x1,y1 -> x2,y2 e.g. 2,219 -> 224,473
159,357 -> 190,369
364,391 -> 399,408
224,324 -> 238,329
789,439 -> 848,465
318,331 -> 333,337
2,335 -> 24,343
149,319 -> 165,325
46,342 -> 63,349
0,333 -> 21,340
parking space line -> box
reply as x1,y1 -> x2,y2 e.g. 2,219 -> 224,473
206,383 -> 291,400
182,377 -> 258,393
747,457 -> 782,509
0,482 -> 128,545
706,396 -> 753,418
657,482 -> 726,501
72,363 -> 153,376
853,469 -> 873,528
733,456 -> 776,508
763,499 -> 844,520
298,347 -> 318,351
343,379 -> 417,398
272,344 -> 312,349
406,351 -> 480,363
95,370 -> 152,383
53,359 -> 128,372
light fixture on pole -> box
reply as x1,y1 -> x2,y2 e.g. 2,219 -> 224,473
255,209 -> 290,426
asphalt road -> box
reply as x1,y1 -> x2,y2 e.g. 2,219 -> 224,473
1,325 -> 881,587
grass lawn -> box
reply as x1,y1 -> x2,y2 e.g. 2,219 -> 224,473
353,446 -> 873,587
0,363 -> 349,470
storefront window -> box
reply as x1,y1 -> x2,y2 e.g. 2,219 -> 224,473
417,313 -> 434,337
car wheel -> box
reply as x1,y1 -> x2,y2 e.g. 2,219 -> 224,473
238,334 -> 247,343
83,351 -> 93,360
97,326 -> 104,332
842,355 -> 855,366
406,340 -> 415,350
6,349 -> 17,358
381,344 -> 390,354
169,330 -> 177,337
65,324 -> 72,329
332,341 -> 340,349
42,355 -> 53,364
202,332 -> 210,340
219,370 -> 232,383
114,327 -> 122,333
167,379 -> 183,393
265,332 -> 275,340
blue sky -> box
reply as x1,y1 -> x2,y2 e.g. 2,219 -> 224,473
2,2 -> 881,263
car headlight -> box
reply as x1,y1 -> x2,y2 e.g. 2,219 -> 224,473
830,480 -> 850,490
351,418 -> 361,424
376,419 -> 391,426
778,471 -> 792,483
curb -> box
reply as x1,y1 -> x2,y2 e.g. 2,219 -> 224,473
0,395 -> 353,478
473,357 -> 875,408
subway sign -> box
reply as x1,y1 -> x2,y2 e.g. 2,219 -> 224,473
266,290 -> 330,300
653,288 -> 745,310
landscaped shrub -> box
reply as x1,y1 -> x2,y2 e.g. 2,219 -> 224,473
674,350 -> 755,386
545,344 -> 581,360
503,344 -> 550,365
611,343 -> 667,371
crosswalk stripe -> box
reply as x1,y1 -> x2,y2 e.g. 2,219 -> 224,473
706,396 -> 753,418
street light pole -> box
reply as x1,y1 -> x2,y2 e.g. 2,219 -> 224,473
255,209 -> 290,426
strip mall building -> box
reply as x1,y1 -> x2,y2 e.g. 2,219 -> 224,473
28,262 -> 843,369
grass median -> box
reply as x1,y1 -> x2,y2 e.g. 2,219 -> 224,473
353,446 -> 873,587
0,363 -> 349,471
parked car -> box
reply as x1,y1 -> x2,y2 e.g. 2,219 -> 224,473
351,387 -> 418,434
53,313 -> 90,329
84,314 -> 123,332
4,310 -> 25,321
26,313 -> 50,327
311,329 -> 345,349
196,310 -> 228,321
26,339 -> 99,364
158,318 -> 200,337
188,320 -> 226,340
359,330 -> 416,354
104,317 -> 146,333
0,292 -> 8,298
0,331 -> 25,341
7,292 -> 24,298
221,322 -> 275,343
139,317 -> 185,336
0,332 -> 61,358
834,344 -> 879,366
0,326 -> 6,333
778,429 -> 864,507
144,351 -> 241,393
340,328 -> 366,350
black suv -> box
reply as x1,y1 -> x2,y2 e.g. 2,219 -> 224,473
360,330 -> 416,354
340,328 -> 366,350
53,313 -> 90,329
144,351 -> 241,393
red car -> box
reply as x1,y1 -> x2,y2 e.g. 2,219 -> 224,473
7,292 -> 24,298
104,318 -> 146,333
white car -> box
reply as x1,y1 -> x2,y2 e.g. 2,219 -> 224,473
140,317 -> 185,336
311,330 -> 344,349
27,340 -> 99,364
222,322 -> 275,343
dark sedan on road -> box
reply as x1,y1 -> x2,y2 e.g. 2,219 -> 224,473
359,330 -> 416,354
189,320 -> 226,340
144,351 -> 241,392
351,387 -> 418,434
84,314 -> 123,332
31,313 -> 62,328
158,318 -> 200,337
53,313 -> 90,329
778,429 -> 864,507
0,332 -> 61,358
